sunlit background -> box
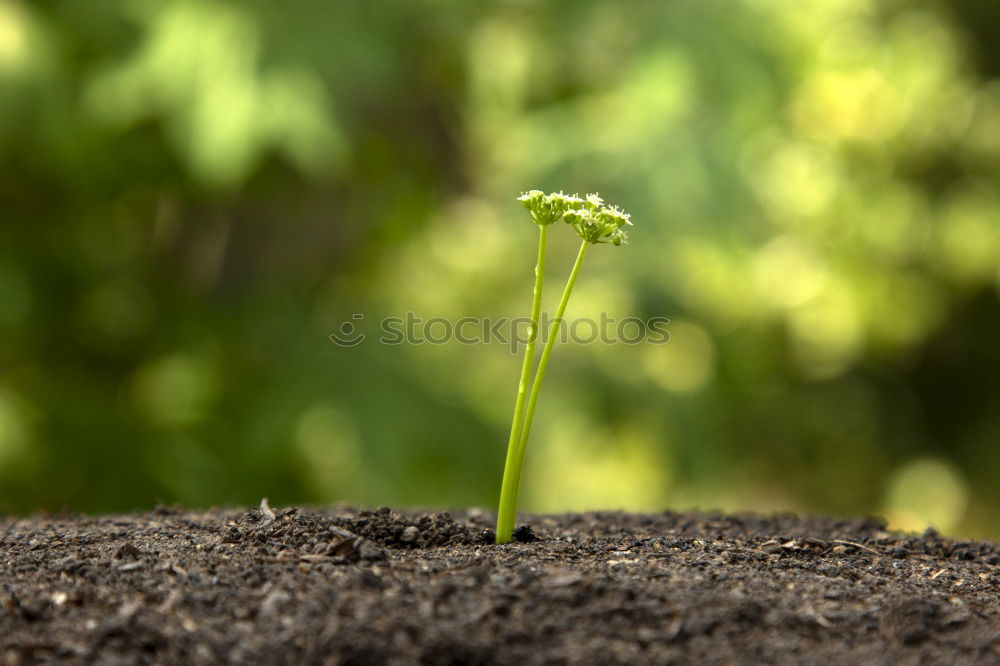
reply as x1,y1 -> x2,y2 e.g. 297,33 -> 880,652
2,0 -> 999,539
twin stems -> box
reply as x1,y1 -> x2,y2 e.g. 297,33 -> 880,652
496,231 -> 590,544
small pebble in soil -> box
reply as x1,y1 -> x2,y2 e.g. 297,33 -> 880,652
358,541 -> 387,561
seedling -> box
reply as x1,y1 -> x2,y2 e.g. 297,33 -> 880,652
495,190 -> 632,544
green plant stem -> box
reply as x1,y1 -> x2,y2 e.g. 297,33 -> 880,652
495,225 -> 548,544
496,238 -> 589,543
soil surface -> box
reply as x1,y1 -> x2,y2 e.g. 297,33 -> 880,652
2,504 -> 999,665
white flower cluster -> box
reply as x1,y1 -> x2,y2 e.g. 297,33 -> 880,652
518,190 -> 632,245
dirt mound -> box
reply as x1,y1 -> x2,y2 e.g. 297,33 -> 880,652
2,506 -> 998,664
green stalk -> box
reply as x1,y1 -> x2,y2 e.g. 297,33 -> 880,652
496,238 -> 589,543
495,225 -> 548,544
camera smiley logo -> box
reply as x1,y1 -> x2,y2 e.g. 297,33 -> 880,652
328,314 -> 366,347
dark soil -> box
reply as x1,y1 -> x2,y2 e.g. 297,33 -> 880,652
2,504 -> 999,665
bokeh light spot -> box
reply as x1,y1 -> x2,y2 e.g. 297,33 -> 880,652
131,354 -> 218,428
295,402 -> 362,500
81,279 -> 153,340
0,0 -> 30,75
885,458 -> 968,534
934,185 -> 1000,285
0,387 -> 30,467
641,321 -> 715,394
754,236 -> 828,309
788,281 -> 862,378
526,418 -> 671,512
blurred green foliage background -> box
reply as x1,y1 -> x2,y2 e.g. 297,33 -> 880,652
1,0 -> 999,538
